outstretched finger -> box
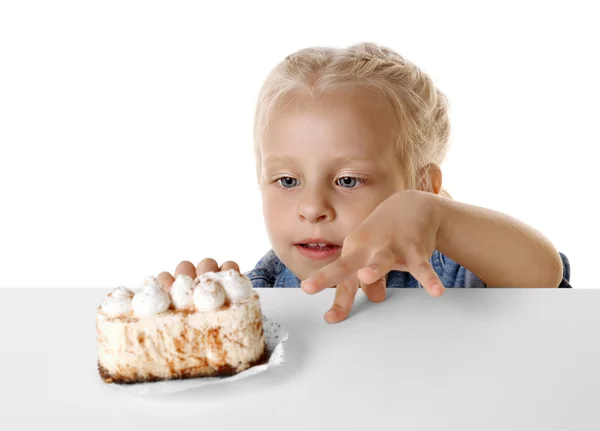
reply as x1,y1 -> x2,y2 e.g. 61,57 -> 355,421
408,258 -> 444,297
360,276 -> 387,303
357,247 -> 396,284
324,279 -> 360,324
301,249 -> 367,294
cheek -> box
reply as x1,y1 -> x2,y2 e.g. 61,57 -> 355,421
335,187 -> 394,224
262,190 -> 291,234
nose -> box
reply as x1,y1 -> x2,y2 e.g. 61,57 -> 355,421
297,186 -> 335,223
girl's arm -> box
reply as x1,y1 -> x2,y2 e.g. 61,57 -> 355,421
434,195 -> 564,287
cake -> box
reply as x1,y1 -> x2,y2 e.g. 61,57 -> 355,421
96,269 -> 267,384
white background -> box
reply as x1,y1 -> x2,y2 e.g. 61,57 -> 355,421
1,0 -> 597,288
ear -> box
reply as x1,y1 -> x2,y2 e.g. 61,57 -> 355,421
418,163 -> 442,194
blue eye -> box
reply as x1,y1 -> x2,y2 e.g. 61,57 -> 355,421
277,177 -> 299,188
336,177 -> 364,188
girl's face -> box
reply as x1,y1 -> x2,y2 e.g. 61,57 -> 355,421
259,89 -> 407,282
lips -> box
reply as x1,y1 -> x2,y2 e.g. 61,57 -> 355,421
294,238 -> 342,260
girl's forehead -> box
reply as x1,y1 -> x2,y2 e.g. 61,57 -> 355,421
261,90 -> 396,159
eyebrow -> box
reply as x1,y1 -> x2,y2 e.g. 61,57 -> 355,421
263,155 -> 297,167
263,155 -> 378,167
332,156 -> 378,166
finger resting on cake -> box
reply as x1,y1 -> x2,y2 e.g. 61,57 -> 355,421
156,271 -> 175,289
175,261 -> 197,279
196,258 -> 219,276
220,261 -> 240,272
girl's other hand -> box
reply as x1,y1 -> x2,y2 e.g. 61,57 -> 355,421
156,258 -> 241,290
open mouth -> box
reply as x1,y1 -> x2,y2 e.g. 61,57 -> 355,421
294,239 -> 342,259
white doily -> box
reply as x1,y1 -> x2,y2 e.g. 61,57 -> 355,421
105,315 -> 288,396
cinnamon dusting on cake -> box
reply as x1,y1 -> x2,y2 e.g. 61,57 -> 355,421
173,337 -> 184,354
206,327 -> 229,366
156,329 -> 165,346
193,329 -> 202,351
190,357 -> 209,368
179,308 -> 196,316
166,358 -> 175,375
181,325 -> 189,343
223,334 -> 246,349
124,328 -> 134,354
100,301 -> 239,319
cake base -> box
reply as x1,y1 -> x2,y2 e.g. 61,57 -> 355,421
97,345 -> 269,384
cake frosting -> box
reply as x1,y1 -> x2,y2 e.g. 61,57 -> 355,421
101,286 -> 133,316
169,275 -> 195,310
196,269 -> 253,303
193,277 -> 226,311
131,278 -> 170,317
219,269 -> 253,303
102,271 -> 256,318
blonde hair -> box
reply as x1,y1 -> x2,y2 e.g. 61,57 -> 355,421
253,42 -> 452,197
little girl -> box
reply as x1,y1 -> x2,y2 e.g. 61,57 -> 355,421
156,42 -> 571,323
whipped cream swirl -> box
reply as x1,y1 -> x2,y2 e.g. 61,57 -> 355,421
101,286 -> 134,316
169,274 -> 194,310
131,276 -> 170,316
193,277 -> 225,311
218,269 -> 253,303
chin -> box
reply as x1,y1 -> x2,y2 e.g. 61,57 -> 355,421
276,247 -> 339,282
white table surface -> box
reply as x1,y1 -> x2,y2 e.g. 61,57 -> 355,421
2,287 -> 599,431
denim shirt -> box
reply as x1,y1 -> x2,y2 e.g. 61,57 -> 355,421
245,249 -> 572,288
